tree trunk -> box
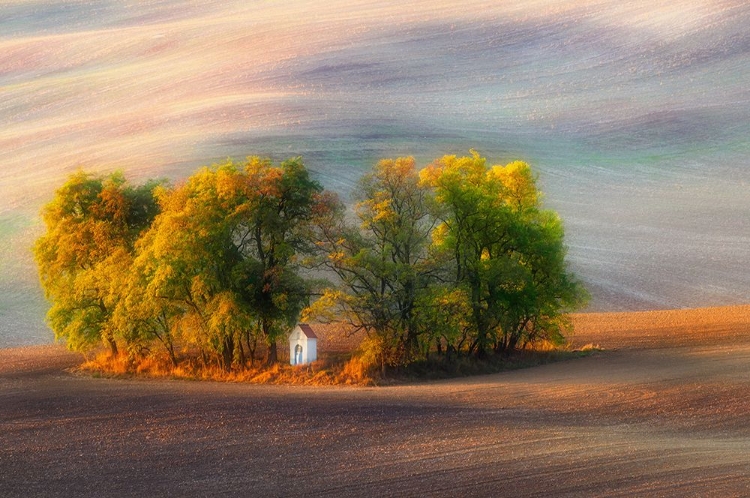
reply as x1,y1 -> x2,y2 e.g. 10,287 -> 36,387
235,338 -> 246,369
221,335 -> 234,371
167,344 -> 178,367
245,330 -> 257,368
469,272 -> 488,358
446,344 -> 455,363
105,334 -> 118,357
155,330 -> 178,367
507,328 -> 522,352
266,342 -> 278,365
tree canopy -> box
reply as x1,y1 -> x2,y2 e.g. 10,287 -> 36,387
310,157 -> 436,370
421,152 -> 585,355
312,151 -> 588,367
35,153 -> 587,375
34,171 -> 161,355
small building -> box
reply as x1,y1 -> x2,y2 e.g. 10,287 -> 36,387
289,324 -> 317,365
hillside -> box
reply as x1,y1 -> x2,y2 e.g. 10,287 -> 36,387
3,1 -> 750,347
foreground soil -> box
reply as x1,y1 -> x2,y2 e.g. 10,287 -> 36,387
2,306 -> 750,497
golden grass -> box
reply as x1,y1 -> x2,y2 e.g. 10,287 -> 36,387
576,342 -> 603,352
76,315 -> 624,386
78,332 -> 588,387
79,351 -> 378,386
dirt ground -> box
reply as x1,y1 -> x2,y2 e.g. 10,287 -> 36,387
2,306 -> 750,497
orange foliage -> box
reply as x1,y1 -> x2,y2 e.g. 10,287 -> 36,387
79,350 -> 377,386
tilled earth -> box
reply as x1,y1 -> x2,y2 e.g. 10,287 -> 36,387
2,306 -> 750,497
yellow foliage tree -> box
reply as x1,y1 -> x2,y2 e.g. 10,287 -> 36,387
34,171 -> 162,355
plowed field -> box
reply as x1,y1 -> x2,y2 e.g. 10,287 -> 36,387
2,306 -> 750,496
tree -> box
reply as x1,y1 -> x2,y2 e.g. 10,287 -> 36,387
34,171 -> 161,355
130,157 -> 331,368
126,164 -> 251,369
238,157 -> 331,364
420,151 -> 510,356
420,152 -> 587,356
311,157 -> 436,368
36,152 -> 585,376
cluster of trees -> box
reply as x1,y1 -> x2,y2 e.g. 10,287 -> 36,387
35,152 -> 587,372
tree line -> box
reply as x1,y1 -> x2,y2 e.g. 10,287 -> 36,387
35,151 -> 587,373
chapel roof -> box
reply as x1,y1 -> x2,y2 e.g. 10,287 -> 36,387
298,323 -> 318,339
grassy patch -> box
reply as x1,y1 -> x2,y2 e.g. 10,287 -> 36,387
78,351 -> 378,386
77,344 -> 602,387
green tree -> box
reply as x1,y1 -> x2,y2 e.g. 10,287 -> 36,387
311,157 -> 436,368
34,171 -> 161,355
36,152 -> 585,376
238,157 -> 330,364
125,164 -> 251,369
420,152 -> 587,356
131,157 -> 330,368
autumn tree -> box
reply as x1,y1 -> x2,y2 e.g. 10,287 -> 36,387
36,151 -> 585,377
311,157 -> 436,368
34,171 -> 161,355
130,158 -> 331,368
420,152 -> 587,356
236,157 -> 332,363
127,164 -> 250,369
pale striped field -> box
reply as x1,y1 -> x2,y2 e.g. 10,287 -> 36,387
2,1 -> 749,346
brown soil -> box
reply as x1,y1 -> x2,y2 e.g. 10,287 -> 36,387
2,306 -> 750,497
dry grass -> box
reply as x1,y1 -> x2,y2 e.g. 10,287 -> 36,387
77,321 -> 604,386
78,323 -> 377,385
575,342 -> 603,352
79,351 -> 378,386
78,335 -> 596,387
70,304 -> 750,386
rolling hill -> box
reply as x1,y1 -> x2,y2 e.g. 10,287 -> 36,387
2,0 -> 749,346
